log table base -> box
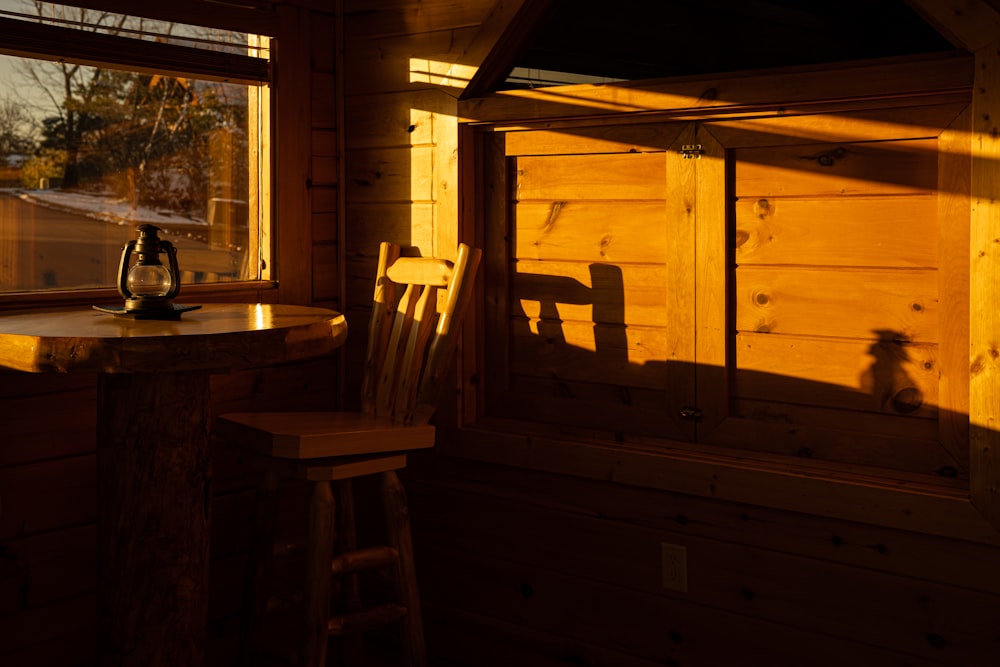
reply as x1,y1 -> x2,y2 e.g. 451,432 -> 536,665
97,372 -> 211,667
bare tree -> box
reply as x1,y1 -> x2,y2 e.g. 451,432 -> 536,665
0,97 -> 35,156
13,1 -> 128,187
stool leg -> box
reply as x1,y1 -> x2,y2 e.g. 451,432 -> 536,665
239,470 -> 281,665
304,480 -> 336,667
334,479 -> 365,665
381,471 -> 426,667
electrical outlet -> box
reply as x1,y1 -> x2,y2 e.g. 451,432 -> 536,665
661,542 -> 688,592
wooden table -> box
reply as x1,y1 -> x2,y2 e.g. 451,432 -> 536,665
0,303 -> 348,667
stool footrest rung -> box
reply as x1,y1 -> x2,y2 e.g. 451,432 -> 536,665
330,545 -> 399,575
326,603 -> 408,636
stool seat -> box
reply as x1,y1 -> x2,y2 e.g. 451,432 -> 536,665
217,411 -> 437,459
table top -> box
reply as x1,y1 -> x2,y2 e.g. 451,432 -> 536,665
0,303 -> 348,374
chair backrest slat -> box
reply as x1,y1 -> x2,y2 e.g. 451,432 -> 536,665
362,241 -> 482,424
393,283 -> 438,421
375,281 -> 421,417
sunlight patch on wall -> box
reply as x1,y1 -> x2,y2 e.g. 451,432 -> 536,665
409,57 -> 475,91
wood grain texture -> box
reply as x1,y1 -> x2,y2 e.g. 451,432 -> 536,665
969,39 -> 1000,529
936,104 -> 971,471
0,304 -> 347,374
411,478 -> 1000,665
734,138 -> 939,197
734,195 -> 939,268
96,371 -> 211,667
734,332 -> 940,418
734,266 -> 938,341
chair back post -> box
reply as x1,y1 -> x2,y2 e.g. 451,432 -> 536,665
412,243 -> 482,424
361,242 -> 401,416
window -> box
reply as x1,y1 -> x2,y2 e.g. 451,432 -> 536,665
466,60 -> 972,482
0,1 -> 270,295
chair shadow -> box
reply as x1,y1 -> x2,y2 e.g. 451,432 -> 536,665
504,262 -> 965,478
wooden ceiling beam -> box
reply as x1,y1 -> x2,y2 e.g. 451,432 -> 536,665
905,0 -> 1000,51
456,0 -> 559,100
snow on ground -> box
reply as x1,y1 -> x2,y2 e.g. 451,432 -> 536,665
14,188 -> 208,229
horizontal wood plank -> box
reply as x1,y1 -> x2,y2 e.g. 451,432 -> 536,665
0,455 -> 96,539
734,195 -> 938,268
342,28 -> 478,94
735,332 -> 939,417
707,101 -> 967,148
512,260 -> 667,327
734,266 -> 938,341
408,454 -> 998,593
343,1 -> 484,40
445,426 -> 994,543
504,123 -> 684,156
344,146 -> 436,202
411,491 -> 1000,663
510,319 -> 668,390
735,139 -> 938,197
516,153 -> 665,200
514,202 -> 667,263
345,89 -> 457,149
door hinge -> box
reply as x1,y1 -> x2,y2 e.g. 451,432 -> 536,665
679,406 -> 703,421
679,144 -> 704,159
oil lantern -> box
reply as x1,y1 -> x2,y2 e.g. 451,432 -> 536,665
95,224 -> 200,319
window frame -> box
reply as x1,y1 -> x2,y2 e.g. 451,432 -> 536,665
0,1 -> 278,311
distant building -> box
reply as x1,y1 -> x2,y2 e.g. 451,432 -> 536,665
0,153 -> 28,186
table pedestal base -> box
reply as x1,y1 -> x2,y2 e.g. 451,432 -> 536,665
96,371 -> 211,667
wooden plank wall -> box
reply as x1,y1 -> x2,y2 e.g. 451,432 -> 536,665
340,2 -> 1000,666
0,1 -> 341,665
340,0 -> 473,402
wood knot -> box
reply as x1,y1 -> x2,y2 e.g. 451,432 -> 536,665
754,198 -> 771,219
801,147 -> 847,167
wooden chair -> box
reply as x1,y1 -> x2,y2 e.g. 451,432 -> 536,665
216,241 -> 481,666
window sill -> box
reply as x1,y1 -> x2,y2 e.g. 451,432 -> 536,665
445,419 -> 999,546
0,281 -> 279,313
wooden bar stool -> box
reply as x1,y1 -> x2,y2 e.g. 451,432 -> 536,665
216,241 -> 481,666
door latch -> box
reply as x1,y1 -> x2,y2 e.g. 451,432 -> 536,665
679,406 -> 703,421
679,144 -> 704,159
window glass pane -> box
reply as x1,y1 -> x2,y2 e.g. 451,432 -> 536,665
0,1 -> 268,293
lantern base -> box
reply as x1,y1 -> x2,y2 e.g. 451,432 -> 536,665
93,304 -> 202,320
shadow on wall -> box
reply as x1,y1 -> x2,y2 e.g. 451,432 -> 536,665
501,263 -> 964,480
